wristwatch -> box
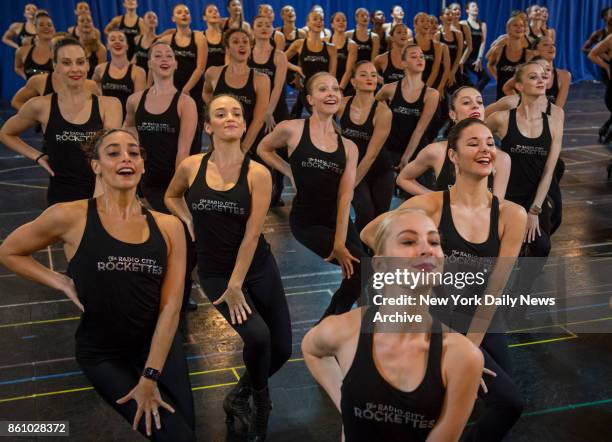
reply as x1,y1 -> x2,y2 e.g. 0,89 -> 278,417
529,204 -> 542,215
142,367 -> 161,381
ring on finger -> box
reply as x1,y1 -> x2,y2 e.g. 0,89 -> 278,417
152,411 -> 159,417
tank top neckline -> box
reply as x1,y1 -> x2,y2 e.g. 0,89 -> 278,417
87,198 -> 153,248
171,30 -> 194,48
140,88 -> 181,116
201,153 -> 250,194
360,307 -> 442,395
503,44 -> 526,62
204,29 -> 222,45
395,79 -> 427,104
302,117 -> 341,155
443,189 -> 497,246
27,44 -> 52,64
219,65 -> 254,90
52,93 -> 98,126
304,38 -> 326,53
103,62 -> 132,81
251,46 -> 275,65
510,107 -> 548,140
345,96 -> 377,126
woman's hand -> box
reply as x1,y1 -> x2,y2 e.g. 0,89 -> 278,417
473,58 -> 483,72
264,112 -> 277,133
116,378 -> 176,437
479,367 -> 497,394
524,213 -> 541,243
213,284 -> 252,325
57,273 -> 84,312
325,245 -> 360,279
38,155 -> 55,177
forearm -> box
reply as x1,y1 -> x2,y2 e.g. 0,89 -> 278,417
303,353 -> 343,412
182,69 -> 203,93
144,304 -> 181,372
164,196 -> 193,226
0,134 -> 41,160
397,177 -> 432,195
228,235 -> 261,288
333,193 -> 353,247
258,150 -> 292,177
0,254 -> 65,292
267,85 -> 283,116
533,168 -> 556,208
588,54 -> 608,70
242,116 -> 265,152
3,37 -> 18,49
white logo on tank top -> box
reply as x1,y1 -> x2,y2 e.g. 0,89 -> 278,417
97,256 -> 163,275
301,157 -> 343,175
353,402 -> 436,428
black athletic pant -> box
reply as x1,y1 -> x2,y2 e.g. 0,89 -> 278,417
78,334 -> 196,442
464,58 -> 491,92
462,336 -> 523,442
352,170 -> 395,234
290,214 -> 365,319
198,252 -> 292,391
141,186 -> 198,311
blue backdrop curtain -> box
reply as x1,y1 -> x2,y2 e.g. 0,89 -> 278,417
0,0 -> 607,101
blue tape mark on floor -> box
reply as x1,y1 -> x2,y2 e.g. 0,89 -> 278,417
0,371 -> 83,386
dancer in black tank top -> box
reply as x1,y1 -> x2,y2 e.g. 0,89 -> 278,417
348,9 -> 380,62
414,13 -> 444,91
73,14 -> 106,79
223,0 -> 252,35
1,40 -> 123,205
305,209 -> 483,442
2,4 -> 37,49
533,36 -> 571,108
104,1 -> 143,61
463,3 -> 490,91
93,30 -> 146,122
203,5 -> 226,71
330,12 -> 358,92
375,24 -> 410,84
0,130 -> 196,441
279,5 -> 306,90
205,28 -> 270,156
159,4 -> 207,154
165,95 -> 291,441
437,8 -> 464,93
339,61 -> 393,233
257,4 -> 286,50
67,2 -> 101,41
371,10 -> 388,54
363,119 -> 528,442
132,11 -> 158,74
376,44 -> 439,169
14,12 -> 54,80
488,16 -> 531,100
258,72 -> 364,319
397,87 -> 509,197
286,10 -> 338,117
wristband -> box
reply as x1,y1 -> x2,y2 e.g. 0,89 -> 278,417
529,204 -> 542,215
142,367 -> 161,382
34,153 -> 46,164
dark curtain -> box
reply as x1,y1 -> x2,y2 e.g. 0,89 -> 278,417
0,0 -> 607,101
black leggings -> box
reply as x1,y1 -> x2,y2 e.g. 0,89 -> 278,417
140,186 -> 198,310
464,58 -> 491,92
462,333 -> 523,442
352,170 -> 395,234
198,252 -> 292,391
78,334 -> 196,442
290,215 -> 365,319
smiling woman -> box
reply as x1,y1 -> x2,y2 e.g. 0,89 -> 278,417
0,129 -> 196,442
0,38 -> 122,206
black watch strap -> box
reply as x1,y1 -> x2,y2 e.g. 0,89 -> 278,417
142,367 -> 161,381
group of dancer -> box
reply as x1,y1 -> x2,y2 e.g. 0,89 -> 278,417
0,1 -> 588,441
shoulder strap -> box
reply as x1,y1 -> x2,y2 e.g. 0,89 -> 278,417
490,195 -> 500,240
419,84 -> 428,100
425,318 -> 443,380
239,155 -> 251,184
136,87 -> 150,113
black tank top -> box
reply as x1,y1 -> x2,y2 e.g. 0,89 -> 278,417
441,31 -> 460,71
378,31 -> 388,54
547,68 -> 559,104
281,27 -> 300,84
354,30 -> 373,62
119,14 -> 140,60
100,63 -> 134,119
340,97 -> 390,175
186,154 -> 269,276
289,118 -> 346,223
341,307 -> 445,442
170,31 -> 201,93
133,36 -> 150,73
439,189 -> 500,259
335,38 -> 349,84
23,45 -> 53,79
299,39 -> 331,84
421,42 -> 436,84
501,108 -> 552,207
87,50 -> 98,79
213,66 -> 257,128
466,20 -> 483,60
205,32 -> 225,70
386,82 -> 428,155
43,73 -> 55,95
17,22 -> 36,46
43,94 -> 101,203
135,88 -> 182,191
381,52 -> 405,84
70,199 -> 167,362
248,49 -> 287,121
496,46 -> 526,100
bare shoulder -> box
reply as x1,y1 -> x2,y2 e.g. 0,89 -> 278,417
205,64 -> 222,79
247,158 -> 272,179
150,211 -> 184,241
99,95 -> 122,109
423,140 -> 447,160
342,136 -> 359,157
498,198 -> 527,223
400,191 -> 442,216
316,307 -> 363,344
425,87 -> 440,100
43,199 -> 89,231
442,332 -> 484,372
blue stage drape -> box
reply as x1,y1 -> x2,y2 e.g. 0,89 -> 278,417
0,0 -> 607,101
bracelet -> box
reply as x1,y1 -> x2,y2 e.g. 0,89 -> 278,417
142,367 -> 161,382
34,153 -> 46,164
